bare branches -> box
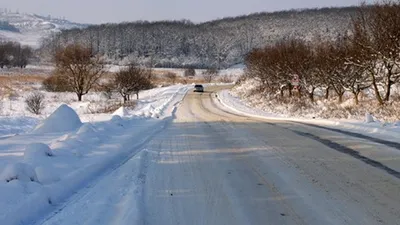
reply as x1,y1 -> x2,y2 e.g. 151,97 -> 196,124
54,44 -> 105,101
114,65 -> 152,102
245,1 -> 400,106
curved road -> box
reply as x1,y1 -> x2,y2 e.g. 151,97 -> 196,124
39,86 -> 400,225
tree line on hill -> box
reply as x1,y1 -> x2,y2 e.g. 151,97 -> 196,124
0,41 -> 32,68
39,7 -> 356,69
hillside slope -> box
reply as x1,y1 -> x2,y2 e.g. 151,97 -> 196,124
0,10 -> 86,47
41,7 -> 357,68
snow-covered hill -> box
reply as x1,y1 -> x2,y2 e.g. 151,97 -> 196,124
0,10 -> 86,47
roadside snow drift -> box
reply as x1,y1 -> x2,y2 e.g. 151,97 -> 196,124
112,106 -> 129,117
0,162 -> 38,183
217,89 -> 400,142
32,104 -> 82,134
24,143 -> 53,162
0,84 -> 190,225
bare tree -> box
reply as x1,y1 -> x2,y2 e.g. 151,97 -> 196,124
203,68 -> 218,83
25,92 -> 45,115
165,72 -> 178,83
54,44 -> 105,101
350,2 -> 400,104
184,68 -> 195,77
114,65 -> 152,102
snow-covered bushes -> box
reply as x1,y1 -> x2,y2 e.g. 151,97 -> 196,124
24,143 -> 53,161
0,163 -> 38,183
25,92 -> 45,115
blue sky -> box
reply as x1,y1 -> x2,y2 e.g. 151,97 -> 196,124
1,0 -> 371,24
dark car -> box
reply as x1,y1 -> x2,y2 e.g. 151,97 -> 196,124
194,84 -> 204,92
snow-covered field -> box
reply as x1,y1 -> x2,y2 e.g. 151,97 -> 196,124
217,89 -> 400,142
0,84 -> 190,224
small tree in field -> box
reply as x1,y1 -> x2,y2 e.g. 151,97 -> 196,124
184,68 -> 195,77
114,65 -> 152,102
203,68 -> 219,83
165,72 -> 177,83
54,44 -> 104,101
25,92 -> 45,115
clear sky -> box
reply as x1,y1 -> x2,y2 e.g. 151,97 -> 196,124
1,0 -> 371,24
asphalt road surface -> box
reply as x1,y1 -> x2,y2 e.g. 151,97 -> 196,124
39,86 -> 400,225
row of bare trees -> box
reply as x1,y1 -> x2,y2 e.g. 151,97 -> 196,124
245,1 -> 400,106
44,44 -> 152,102
0,41 -> 32,68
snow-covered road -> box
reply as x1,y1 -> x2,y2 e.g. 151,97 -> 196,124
36,86 -> 400,225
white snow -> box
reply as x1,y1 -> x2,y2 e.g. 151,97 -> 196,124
32,104 -> 82,134
217,89 -> 400,142
0,11 -> 85,47
0,116 -> 39,137
0,84 -> 190,224
112,106 -> 129,117
23,143 -> 53,162
0,162 -> 38,183
365,112 -> 375,123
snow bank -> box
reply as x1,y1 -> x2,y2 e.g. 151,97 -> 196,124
217,89 -> 400,142
76,123 -> 97,136
35,166 -> 60,184
32,104 -> 82,134
24,143 -> 53,162
365,113 -> 374,123
112,106 -> 129,117
0,163 -> 38,183
0,84 -> 191,224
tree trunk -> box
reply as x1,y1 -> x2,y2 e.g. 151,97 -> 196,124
123,95 -> 128,103
325,87 -> 330,99
353,91 -> 360,105
371,73 -> 384,105
338,92 -> 344,104
77,93 -> 82,102
136,91 -> 139,100
308,87 -> 315,102
384,79 -> 393,102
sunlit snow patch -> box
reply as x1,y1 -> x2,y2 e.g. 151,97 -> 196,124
112,106 -> 129,117
32,104 -> 82,134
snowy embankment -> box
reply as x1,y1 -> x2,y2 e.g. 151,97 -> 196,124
0,85 -> 189,225
217,89 -> 400,142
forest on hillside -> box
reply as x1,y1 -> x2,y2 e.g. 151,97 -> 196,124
39,7 -> 357,69
0,21 -> 19,32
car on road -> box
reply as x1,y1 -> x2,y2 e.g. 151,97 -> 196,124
194,84 -> 204,92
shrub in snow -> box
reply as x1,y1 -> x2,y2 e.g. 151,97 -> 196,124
32,104 -> 82,134
25,92 -> 45,115
42,75 -> 73,92
365,112 -> 374,123
184,68 -> 195,77
0,163 -> 38,183
24,143 -> 53,162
